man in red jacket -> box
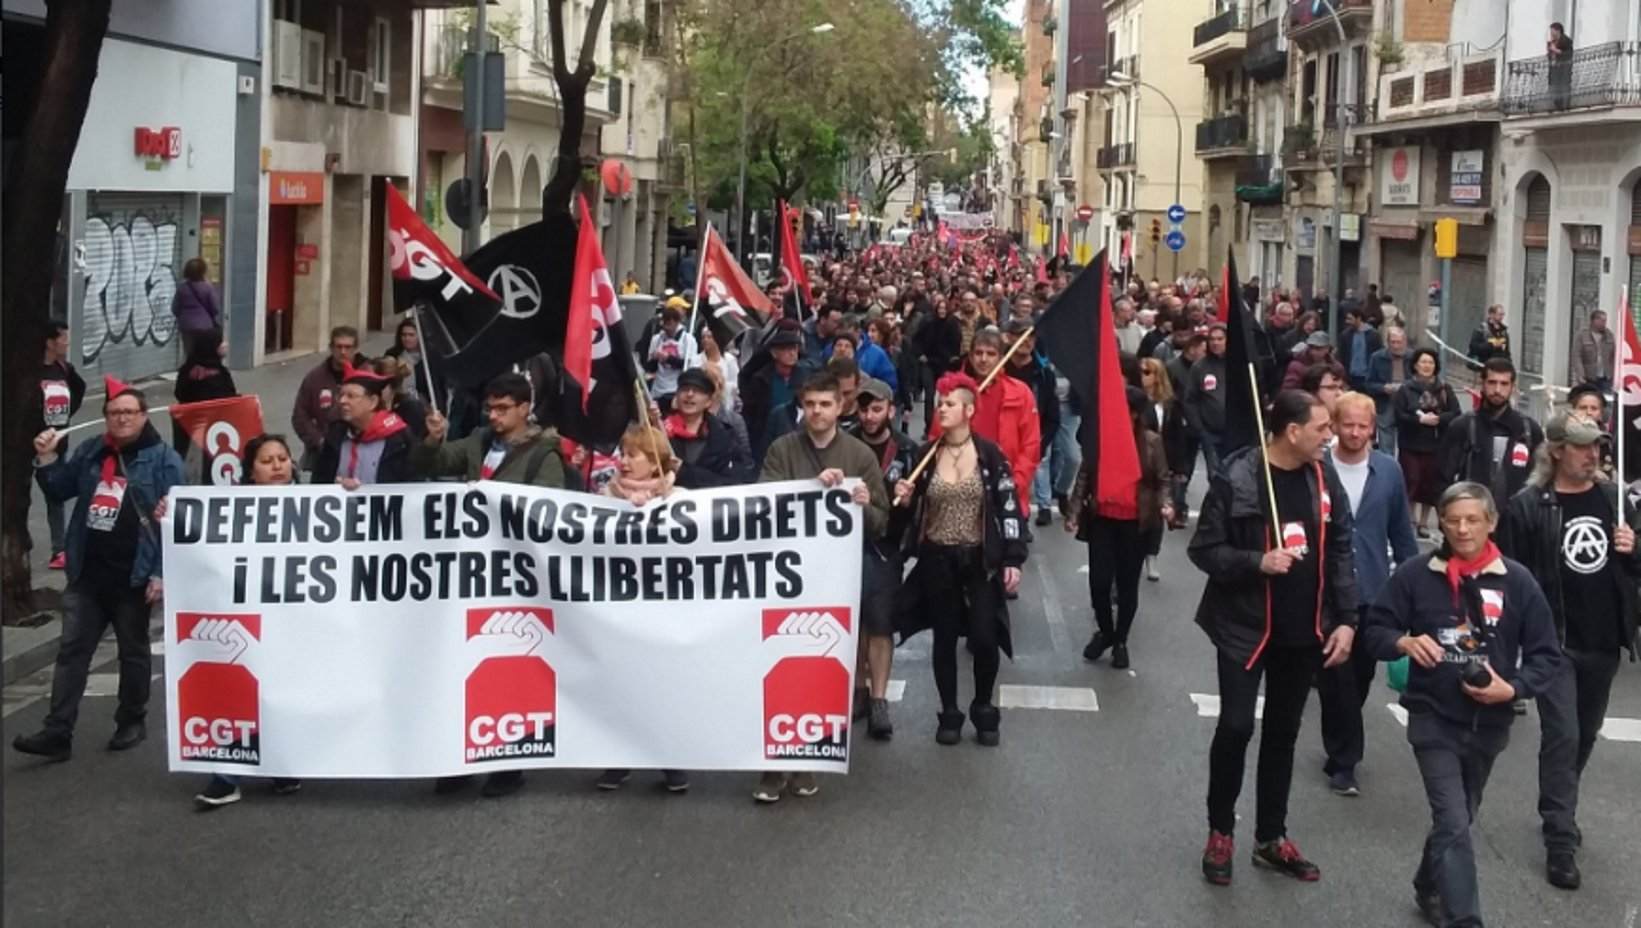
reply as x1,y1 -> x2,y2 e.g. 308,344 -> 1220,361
930,327 -> 1039,517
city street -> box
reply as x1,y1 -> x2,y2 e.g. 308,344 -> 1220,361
7,493 -> 1639,927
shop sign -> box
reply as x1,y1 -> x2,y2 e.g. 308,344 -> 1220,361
1380,146 -> 1421,207
134,126 -> 182,161
1450,150 -> 1484,204
297,243 -> 320,260
269,171 -> 325,205
1253,219 -> 1285,242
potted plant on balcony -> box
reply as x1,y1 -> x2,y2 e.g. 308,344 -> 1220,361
611,17 -> 645,48
1374,32 -> 1405,70
1283,123 -> 1316,163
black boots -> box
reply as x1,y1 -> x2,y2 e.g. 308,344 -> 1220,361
12,730 -> 71,762
935,710 -> 964,745
970,701 -> 1000,747
107,721 -> 145,751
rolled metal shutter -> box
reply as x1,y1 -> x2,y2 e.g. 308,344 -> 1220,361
1520,246 -> 1549,376
77,192 -> 188,381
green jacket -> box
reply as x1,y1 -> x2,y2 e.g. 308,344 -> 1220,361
410,425 -> 566,487
759,429 -> 888,540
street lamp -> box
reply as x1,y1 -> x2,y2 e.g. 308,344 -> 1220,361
1108,70 -> 1183,279
1311,0 -> 1353,349
735,22 -> 834,266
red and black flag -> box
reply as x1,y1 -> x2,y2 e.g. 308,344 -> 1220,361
1036,249 -> 1142,518
1221,248 -> 1270,455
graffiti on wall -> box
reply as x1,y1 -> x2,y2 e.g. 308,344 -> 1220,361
79,208 -> 181,363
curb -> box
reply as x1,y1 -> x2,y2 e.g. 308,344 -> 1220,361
3,617 -> 64,686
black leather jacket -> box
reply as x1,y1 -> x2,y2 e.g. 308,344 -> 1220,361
1500,480 -> 1641,660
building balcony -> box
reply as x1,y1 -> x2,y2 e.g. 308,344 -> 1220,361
1501,41 -> 1641,125
1195,114 -> 1250,158
1244,17 -> 1286,82
1104,55 -> 1140,84
1286,0 -> 1372,47
1361,52 -> 1502,133
1281,124 -> 1365,171
1097,142 -> 1136,170
1235,154 -> 1283,204
1190,6 -> 1248,68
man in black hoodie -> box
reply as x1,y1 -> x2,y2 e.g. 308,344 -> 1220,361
1362,482 -> 1563,928
1438,357 -> 1543,508
1500,411 -> 1641,891
34,320 -> 86,569
1190,390 -> 1358,888
1184,323 -> 1229,474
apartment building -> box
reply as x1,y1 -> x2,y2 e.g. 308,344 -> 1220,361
260,0 -> 419,364
419,0 -> 675,292
1096,0 -> 1212,282
1021,0 -> 1057,254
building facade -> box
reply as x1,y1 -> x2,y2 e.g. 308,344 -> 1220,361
5,0 -> 263,380
259,0 -> 419,365
1096,0 -> 1212,282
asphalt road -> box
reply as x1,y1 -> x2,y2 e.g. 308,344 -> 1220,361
5,496 -> 1640,927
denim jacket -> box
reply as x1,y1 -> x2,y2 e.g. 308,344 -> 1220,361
36,423 -> 184,587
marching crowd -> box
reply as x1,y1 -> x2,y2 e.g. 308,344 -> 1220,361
14,230 -> 1638,927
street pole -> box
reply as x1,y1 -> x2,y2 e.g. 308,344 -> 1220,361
1438,257 -> 1453,350
461,0 -> 488,257
1111,72 -> 1182,281
1317,0 -> 1351,348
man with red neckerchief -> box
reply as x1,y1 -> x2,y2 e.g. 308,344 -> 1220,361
312,362 -> 416,487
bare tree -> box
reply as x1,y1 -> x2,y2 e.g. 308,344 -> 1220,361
541,0 -> 611,215
2,0 -> 114,624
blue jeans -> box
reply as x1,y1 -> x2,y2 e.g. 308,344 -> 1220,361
1033,406 -> 1082,507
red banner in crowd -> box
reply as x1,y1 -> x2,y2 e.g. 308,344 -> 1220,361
169,395 -> 266,485
695,225 -> 773,343
777,200 -> 813,308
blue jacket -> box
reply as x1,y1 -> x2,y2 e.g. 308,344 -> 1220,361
822,338 -> 900,393
1328,449 -> 1419,605
36,422 -> 185,587
1362,348 -> 1404,417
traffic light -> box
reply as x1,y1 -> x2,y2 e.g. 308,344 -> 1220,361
1434,217 -> 1459,259
1150,218 -> 1162,245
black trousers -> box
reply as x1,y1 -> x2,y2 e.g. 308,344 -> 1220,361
1536,646 -> 1621,853
1085,517 -> 1144,643
1410,712 -> 1508,928
1207,645 -> 1318,843
44,580 -> 152,738
920,544 -> 1000,712
1317,608 -> 1377,776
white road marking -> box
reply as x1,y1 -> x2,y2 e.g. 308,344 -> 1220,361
150,642 -> 164,656
1076,565 -> 1089,574
1387,704 -> 1409,727
1033,558 -> 1072,655
1599,717 -> 1641,743
886,679 -> 906,703
1190,692 -> 1263,720
999,684 -> 1098,711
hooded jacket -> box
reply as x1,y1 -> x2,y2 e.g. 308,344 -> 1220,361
291,359 -> 345,455
1437,404 -> 1543,504
36,422 -> 184,586
1500,480 -> 1641,660
666,412 -> 755,488
1182,353 -> 1227,438
1361,550 -> 1564,729
409,424 -> 565,487
1188,446 -> 1359,668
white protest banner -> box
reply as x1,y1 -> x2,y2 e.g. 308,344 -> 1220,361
161,480 -> 862,778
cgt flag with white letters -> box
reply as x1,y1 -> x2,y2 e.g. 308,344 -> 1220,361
160,480 -> 863,777
168,395 -> 266,486
385,183 -> 503,373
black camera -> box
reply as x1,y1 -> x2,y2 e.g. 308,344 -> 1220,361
1461,662 -> 1492,689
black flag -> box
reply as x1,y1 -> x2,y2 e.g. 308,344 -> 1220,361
436,215 -> 578,387
1221,248 -> 1270,455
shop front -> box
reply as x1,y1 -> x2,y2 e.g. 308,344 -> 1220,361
59,37 -> 242,382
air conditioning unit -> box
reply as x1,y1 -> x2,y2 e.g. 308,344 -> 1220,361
328,57 -> 347,100
300,30 -> 326,94
347,70 -> 370,106
273,20 -> 303,90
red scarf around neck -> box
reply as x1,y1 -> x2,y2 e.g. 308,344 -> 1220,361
100,432 -> 125,484
344,410 -> 407,480
1444,540 -> 1502,603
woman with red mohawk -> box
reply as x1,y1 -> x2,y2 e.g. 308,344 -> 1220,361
892,371 -> 1028,747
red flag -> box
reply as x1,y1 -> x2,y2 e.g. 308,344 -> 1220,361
1057,229 -> 1070,261
777,200 -> 813,306
1620,292 -> 1641,407
1034,255 -> 1049,285
1007,244 -> 1020,269
698,225 -> 773,342
385,184 -> 499,305
566,194 -> 621,412
1217,263 -> 1233,323
168,395 -> 266,486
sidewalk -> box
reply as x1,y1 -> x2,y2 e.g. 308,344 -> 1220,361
3,335 -> 391,684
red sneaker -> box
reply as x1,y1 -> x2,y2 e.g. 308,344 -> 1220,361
1202,830 -> 1234,885
1253,837 -> 1321,881
48,552 -> 65,570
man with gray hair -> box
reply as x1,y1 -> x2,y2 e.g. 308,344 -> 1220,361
1114,298 -> 1143,356
1365,325 -> 1411,455
1499,410 -> 1640,891
1362,481 -> 1564,926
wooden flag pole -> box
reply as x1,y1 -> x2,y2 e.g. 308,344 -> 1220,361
1616,296 -> 1627,487
409,306 -> 442,419
1247,362 -> 1281,540
632,378 -> 673,470
897,327 -> 1036,504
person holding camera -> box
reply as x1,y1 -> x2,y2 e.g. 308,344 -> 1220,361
1361,482 -> 1563,927
646,304 -> 697,415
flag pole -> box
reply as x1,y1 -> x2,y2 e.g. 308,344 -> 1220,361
897,327 -> 1036,502
1617,294 -> 1627,487
685,224 -> 713,367
633,377 -> 673,463
1247,362 -> 1281,540
410,306 -> 442,419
